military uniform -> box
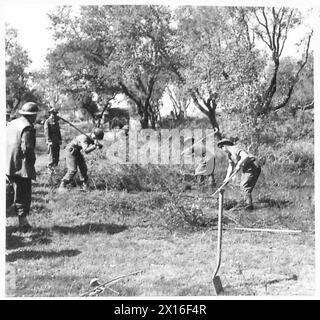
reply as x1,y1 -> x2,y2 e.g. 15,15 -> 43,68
60,134 -> 95,188
223,144 -> 261,209
183,138 -> 216,188
44,115 -> 62,170
195,152 -> 216,189
6,115 -> 37,218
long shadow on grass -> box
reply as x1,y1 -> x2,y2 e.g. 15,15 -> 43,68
6,226 -> 52,250
6,223 -> 126,252
7,223 -> 127,236
6,249 -> 81,262
50,223 -> 127,235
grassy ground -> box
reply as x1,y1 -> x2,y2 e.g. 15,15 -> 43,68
5,126 -> 315,297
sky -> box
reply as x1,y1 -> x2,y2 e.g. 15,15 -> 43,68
0,0 -> 320,298
1,0 -> 319,117
3,3 -> 57,70
1,0 -> 319,70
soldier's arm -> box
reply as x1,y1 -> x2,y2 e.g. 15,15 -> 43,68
83,144 -> 97,154
223,158 -> 234,183
21,128 -> 36,165
57,123 -> 62,144
234,150 -> 249,172
80,136 -> 97,154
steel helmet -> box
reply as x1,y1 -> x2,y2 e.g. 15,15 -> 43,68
19,102 -> 39,115
93,128 -> 104,140
49,107 -> 58,114
217,138 -> 234,148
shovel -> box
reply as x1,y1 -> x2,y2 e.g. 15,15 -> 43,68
210,170 -> 238,198
212,189 -> 224,295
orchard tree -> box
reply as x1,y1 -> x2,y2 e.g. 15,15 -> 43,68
174,6 -> 263,139
174,6 -> 313,146
222,7 -> 313,147
271,54 -> 313,116
249,7 -> 313,115
166,85 -> 191,121
5,24 -> 36,115
47,5 -> 179,128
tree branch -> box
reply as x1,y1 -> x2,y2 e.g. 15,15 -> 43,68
272,32 -> 312,112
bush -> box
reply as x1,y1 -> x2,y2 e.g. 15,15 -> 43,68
88,162 -> 198,192
258,140 -> 314,171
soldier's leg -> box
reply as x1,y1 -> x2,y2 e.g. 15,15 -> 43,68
241,164 -> 261,210
47,145 -> 55,170
77,153 -> 88,190
52,144 -> 60,167
11,176 -> 32,228
60,151 -> 78,189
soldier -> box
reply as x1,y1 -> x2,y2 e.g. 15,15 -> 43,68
195,152 -> 216,190
44,107 -> 62,173
58,128 -> 104,192
6,102 -> 39,230
183,136 -> 216,191
217,139 -> 261,210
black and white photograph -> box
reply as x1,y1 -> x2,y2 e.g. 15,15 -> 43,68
2,0 -> 318,299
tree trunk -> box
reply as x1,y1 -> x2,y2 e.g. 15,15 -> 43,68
140,108 -> 149,129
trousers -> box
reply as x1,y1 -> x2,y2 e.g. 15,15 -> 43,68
7,176 -> 32,217
241,161 -> 261,195
48,143 -> 60,168
61,148 -> 88,184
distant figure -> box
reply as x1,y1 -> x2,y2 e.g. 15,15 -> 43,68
195,151 -> 216,189
44,107 -> 62,173
58,128 -> 104,192
217,139 -> 261,210
183,137 -> 216,190
6,102 -> 39,230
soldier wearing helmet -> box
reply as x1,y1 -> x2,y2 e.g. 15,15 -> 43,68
44,107 -> 62,173
217,138 -> 261,210
6,102 -> 39,230
58,128 -> 104,192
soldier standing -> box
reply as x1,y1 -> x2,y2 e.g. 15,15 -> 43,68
44,107 -> 62,173
58,128 -> 104,192
6,102 -> 39,230
217,139 -> 261,210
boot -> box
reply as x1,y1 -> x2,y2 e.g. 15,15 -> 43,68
80,181 -> 89,192
18,216 -> 32,231
244,194 -> 253,210
58,181 -> 68,193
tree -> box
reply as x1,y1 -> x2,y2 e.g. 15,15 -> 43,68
47,5 -> 179,128
174,6 -> 263,139
271,54 -> 313,115
166,85 -> 191,121
249,7 -> 313,115
222,7 -> 313,148
174,6 -> 313,146
5,24 -> 35,114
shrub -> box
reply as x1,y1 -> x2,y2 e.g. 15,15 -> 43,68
258,140 -> 314,172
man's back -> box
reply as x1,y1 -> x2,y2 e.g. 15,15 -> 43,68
6,117 -> 36,179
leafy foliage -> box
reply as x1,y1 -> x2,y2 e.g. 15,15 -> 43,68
5,24 -> 38,114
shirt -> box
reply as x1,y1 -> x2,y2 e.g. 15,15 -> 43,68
44,116 -> 62,144
6,116 -> 37,179
68,134 -> 95,153
227,145 -> 255,169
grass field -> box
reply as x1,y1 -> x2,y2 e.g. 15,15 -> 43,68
5,125 -> 315,297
